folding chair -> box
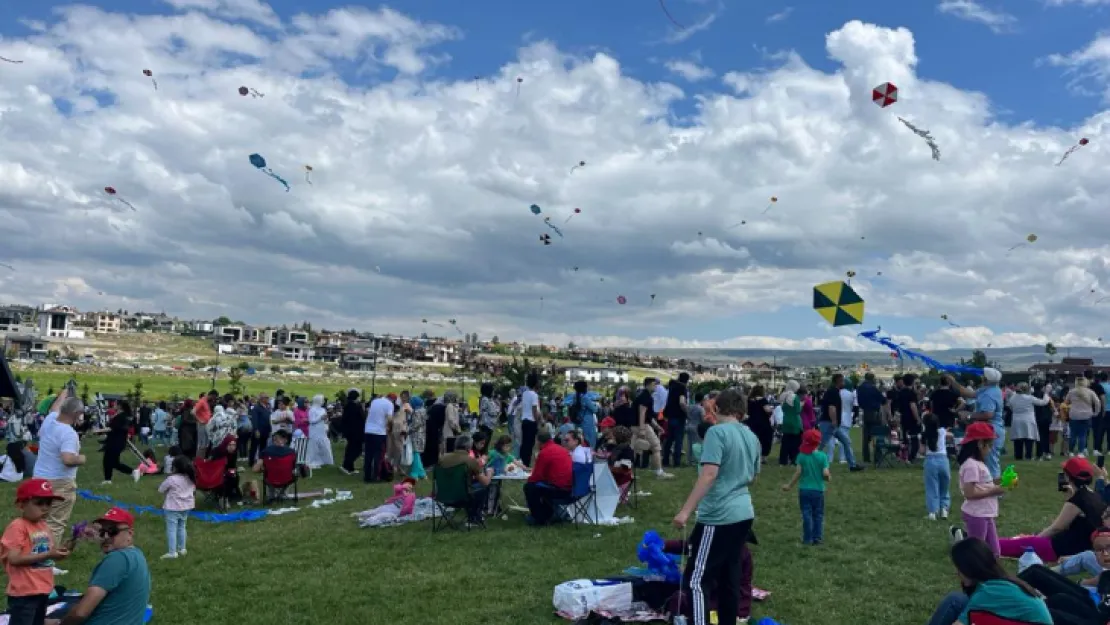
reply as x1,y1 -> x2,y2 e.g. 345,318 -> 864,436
194,456 -> 228,512
431,463 -> 480,532
263,453 -> 299,505
967,611 -> 1044,625
552,462 -> 596,529
291,436 -> 309,466
869,425 -> 898,469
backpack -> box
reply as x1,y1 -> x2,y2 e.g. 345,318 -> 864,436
568,394 -> 583,426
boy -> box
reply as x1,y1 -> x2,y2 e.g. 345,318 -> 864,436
2,479 -> 70,625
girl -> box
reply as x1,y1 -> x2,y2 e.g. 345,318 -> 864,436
926,537 -> 1052,625
923,412 -> 952,520
293,397 -> 310,439
139,449 -> 161,475
782,429 -> 829,545
958,422 -> 1006,556
1054,399 -> 1071,459
163,445 -> 180,475
471,431 -> 490,466
487,435 -> 522,476
158,455 -> 196,559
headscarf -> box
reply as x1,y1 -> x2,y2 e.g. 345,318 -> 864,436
779,380 -> 799,407
296,396 -> 307,409
409,396 -> 425,409
442,390 -> 458,404
210,434 -> 236,461
312,394 -> 325,408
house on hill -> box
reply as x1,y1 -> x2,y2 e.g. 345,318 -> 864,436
1028,357 -> 1110,377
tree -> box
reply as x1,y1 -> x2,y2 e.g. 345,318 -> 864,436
567,341 -> 577,350
270,365 -> 282,374
496,357 -> 558,398
228,367 -> 244,396
491,335 -> 500,345
128,379 -> 144,408
236,361 -> 250,371
80,383 -> 90,406
1045,343 -> 1058,363
214,316 -> 232,326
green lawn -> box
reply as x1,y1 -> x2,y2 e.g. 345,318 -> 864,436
0,432 -> 1074,625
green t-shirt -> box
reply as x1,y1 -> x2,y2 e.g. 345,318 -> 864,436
691,442 -> 704,464
696,421 -> 761,525
86,547 -> 151,625
781,395 -> 802,435
959,580 -> 1052,625
797,450 -> 828,492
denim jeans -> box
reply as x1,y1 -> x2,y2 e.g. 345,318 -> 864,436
819,421 -> 857,468
926,591 -> 969,625
1070,419 -> 1092,454
986,422 -> 1005,479
799,489 -> 824,544
923,454 -> 951,514
165,509 -> 188,554
663,418 -> 686,467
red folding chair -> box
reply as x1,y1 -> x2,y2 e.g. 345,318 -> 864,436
194,456 -> 228,512
263,453 -> 298,505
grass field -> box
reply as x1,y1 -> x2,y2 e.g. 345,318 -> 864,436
0,431 -> 1073,625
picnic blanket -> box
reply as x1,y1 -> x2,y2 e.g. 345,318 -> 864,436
355,497 -> 446,528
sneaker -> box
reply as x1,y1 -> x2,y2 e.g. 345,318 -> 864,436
1080,452 -> 1087,459
949,525 -> 966,545
52,567 -> 67,576
100,480 -> 112,486
1070,452 -> 1077,458
926,513 -> 936,521
940,508 -> 949,520
849,465 -> 865,472
132,469 -> 141,482
1097,451 -> 1104,458
160,552 -> 178,560
338,467 -> 353,475
838,460 -> 848,465
177,549 -> 187,556
656,471 -> 675,479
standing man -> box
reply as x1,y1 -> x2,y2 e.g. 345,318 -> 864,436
364,393 -> 393,482
818,375 -> 863,472
1087,370 -> 1106,460
947,368 -> 1005,479
929,376 -> 961,430
662,373 -> 690,467
34,392 -> 86,545
897,374 -> 922,462
634,379 -> 673,479
518,374 -> 542,466
249,393 -> 271,466
856,373 -> 885,464
672,389 -> 761,625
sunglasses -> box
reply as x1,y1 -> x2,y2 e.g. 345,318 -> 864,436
98,525 -> 131,538
26,498 -> 55,507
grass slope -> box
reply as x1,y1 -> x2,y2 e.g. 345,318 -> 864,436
0,433 -> 1067,625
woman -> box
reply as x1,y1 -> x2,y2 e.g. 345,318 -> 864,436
1068,379 -> 1101,457
178,398 -> 197,459
441,390 -> 461,455
1034,383 -> 1056,461
778,380 -> 803,466
306,394 -> 333,469
102,400 -> 137,485
999,456 -> 1108,562
293,397 -> 310,439
208,435 -> 243,503
478,383 -> 499,437
207,403 -> 238,452
1008,382 -> 1051,461
925,537 -> 1051,625
1019,527 -> 1110,625
800,387 -> 816,431
746,385 -> 774,463
407,395 -> 428,479
569,380 -> 600,448
385,393 -> 409,476
423,391 -> 446,468
340,389 -> 365,475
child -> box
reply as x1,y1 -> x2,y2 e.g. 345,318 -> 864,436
690,421 -> 712,464
1,479 -> 69,625
782,429 -> 830,545
158,455 -> 196,560
471,431 -> 490,467
163,445 -> 180,475
139,449 -> 161,475
606,426 -> 636,488
487,435 -> 522,476
923,412 -> 952,521
1052,400 -> 1070,459
956,422 -> 1006,556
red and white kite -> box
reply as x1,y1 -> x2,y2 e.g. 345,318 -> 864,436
872,82 -> 897,108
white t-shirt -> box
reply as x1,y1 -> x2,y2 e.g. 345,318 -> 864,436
652,385 -> 669,413
926,427 -> 948,456
839,389 -> 856,428
571,445 -> 592,464
519,390 -> 539,422
34,412 -> 80,481
365,397 -> 393,435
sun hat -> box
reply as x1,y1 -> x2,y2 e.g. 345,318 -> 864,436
15,478 -> 63,503
962,422 -> 997,444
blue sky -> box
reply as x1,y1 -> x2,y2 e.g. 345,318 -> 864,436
1,0 -> 1107,349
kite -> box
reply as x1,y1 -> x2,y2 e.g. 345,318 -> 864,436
304,165 -> 313,185
540,296 -> 544,310
941,314 -> 960,328
374,266 -> 381,273
0,262 -> 13,271
248,154 -> 289,191
238,86 -> 264,98
898,117 -> 941,161
872,82 -> 897,108
142,69 -> 157,90
530,204 -> 542,216
515,77 -> 523,100
859,329 -> 983,375
650,294 -> 656,306
1057,138 -> 1089,166
0,56 -> 23,64
617,295 -> 627,305
473,75 -> 479,91
658,0 -> 684,28
543,217 -> 564,238
845,270 -> 856,285
421,319 -> 444,328
813,281 -> 865,327
1007,234 -> 1037,253
761,196 -> 778,215
103,187 -> 137,211
875,271 -> 883,277
563,208 -> 582,224
570,160 -> 586,173
448,319 -> 462,335
728,219 -> 748,228
539,234 -> 551,246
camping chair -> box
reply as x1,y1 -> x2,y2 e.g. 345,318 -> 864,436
967,611 -> 1044,625
869,425 -> 898,469
263,453 -> 299,505
552,462 -> 597,529
431,463 -> 480,532
194,456 -> 228,512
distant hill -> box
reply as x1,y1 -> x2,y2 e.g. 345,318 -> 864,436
633,345 -> 1110,370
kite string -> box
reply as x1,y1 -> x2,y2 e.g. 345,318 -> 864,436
658,0 -> 685,28
0,56 -> 23,64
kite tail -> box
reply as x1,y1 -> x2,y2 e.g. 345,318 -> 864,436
151,79 -> 158,91
546,223 -> 564,238
1056,146 -> 1079,167
119,199 -> 137,211
251,89 -> 264,98
0,262 -> 13,270
564,214 -> 576,224
761,204 -> 773,215
0,56 -> 23,64
570,165 -> 581,173
264,170 -> 290,192
858,329 -> 983,375
305,172 -> 313,185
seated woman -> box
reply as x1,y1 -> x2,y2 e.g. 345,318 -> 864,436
1019,527 -> 1110,625
208,435 -> 243,503
926,537 -> 1052,625
999,457 -> 1107,562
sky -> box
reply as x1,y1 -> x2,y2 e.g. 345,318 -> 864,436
1,0 -> 1110,353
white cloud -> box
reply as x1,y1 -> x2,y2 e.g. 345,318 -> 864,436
766,7 -> 794,23
162,0 -> 281,28
664,59 -> 714,81
3,9 -> 1110,350
1044,0 -> 1110,5
1046,34 -> 1110,100
662,9 -> 719,44
937,0 -> 1018,33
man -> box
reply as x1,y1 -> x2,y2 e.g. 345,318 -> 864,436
524,430 -> 572,525
835,382 -> 856,464
48,507 -> 150,625
652,378 -> 668,420
1088,370 -> 1107,459
929,376 -> 961,430
34,392 -> 86,544
672,388 -> 761,625
897,373 -> 922,462
252,429 -> 295,469
563,430 -> 592,463
856,373 -> 885,464
1100,372 -> 1110,467
193,390 -> 217,454
518,374 -> 542,466
818,374 -> 863,472
439,434 -> 493,523
364,393 -> 393,483
634,379 -> 673,479
947,368 -> 1005,479
686,393 -> 707,467
249,393 -> 272,466
662,373 -> 690,467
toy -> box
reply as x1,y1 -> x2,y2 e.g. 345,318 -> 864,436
1001,465 -> 1019,489
636,530 -> 681,584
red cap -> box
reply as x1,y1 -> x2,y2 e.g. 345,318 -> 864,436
962,422 -> 997,444
800,429 -> 823,455
97,507 -> 135,527
599,417 -> 616,429
1063,457 -> 1094,481
15,479 -> 63,503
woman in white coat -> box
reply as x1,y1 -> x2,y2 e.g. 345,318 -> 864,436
306,394 -> 334,469
1007,382 -> 1050,461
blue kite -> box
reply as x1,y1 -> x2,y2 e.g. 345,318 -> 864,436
249,153 -> 290,191
858,329 -> 984,375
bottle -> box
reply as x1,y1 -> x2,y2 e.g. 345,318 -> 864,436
1018,546 -> 1043,573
